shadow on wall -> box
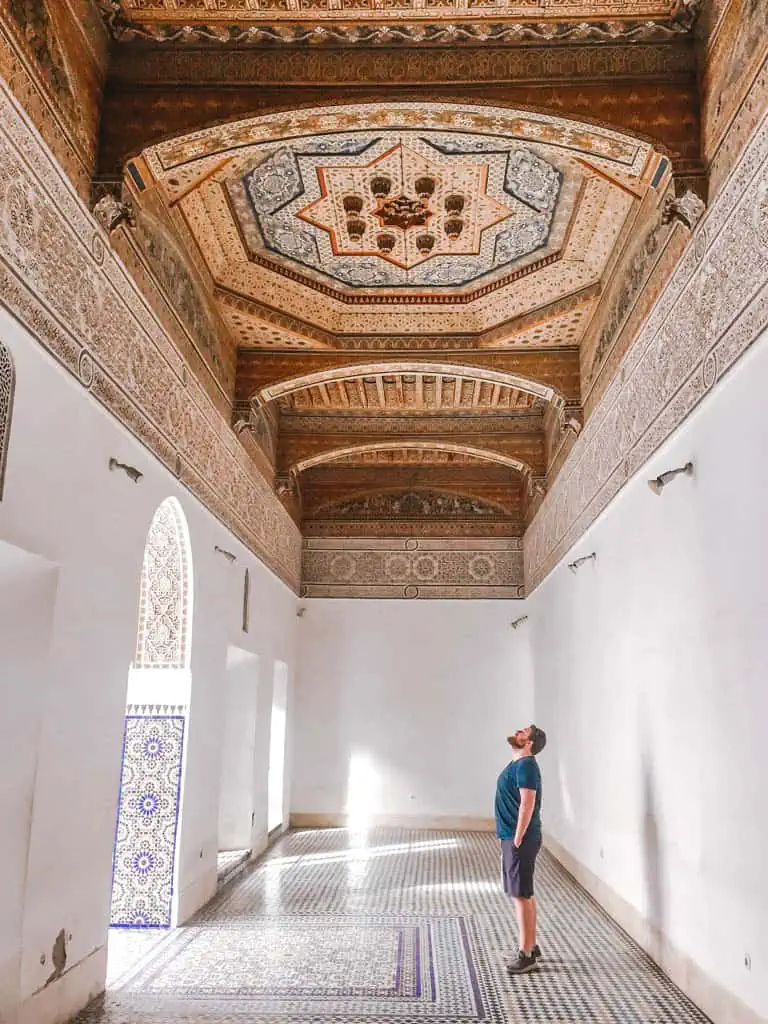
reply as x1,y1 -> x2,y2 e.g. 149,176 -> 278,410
640,731 -> 666,961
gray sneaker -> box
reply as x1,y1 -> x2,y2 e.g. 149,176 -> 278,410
507,951 -> 538,975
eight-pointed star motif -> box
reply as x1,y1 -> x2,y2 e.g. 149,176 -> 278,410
297,143 -> 514,270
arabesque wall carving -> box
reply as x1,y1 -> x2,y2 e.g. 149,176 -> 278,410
134,498 -> 192,669
302,537 -> 523,599
0,0 -> 108,198
312,491 -> 508,520
0,82 -> 301,590
525,104 -> 768,590
132,209 -> 228,386
701,0 -> 768,193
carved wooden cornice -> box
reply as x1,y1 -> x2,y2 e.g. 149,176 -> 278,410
98,0 -> 702,49
279,412 -> 545,435
107,39 -> 696,86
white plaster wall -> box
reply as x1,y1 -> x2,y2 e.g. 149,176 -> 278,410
526,327 -> 768,1022
0,307 -> 299,1024
0,543 -> 58,1020
291,600 -> 533,824
218,647 -> 260,851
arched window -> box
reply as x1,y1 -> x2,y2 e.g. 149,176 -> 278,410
134,497 -> 192,669
0,340 -> 15,501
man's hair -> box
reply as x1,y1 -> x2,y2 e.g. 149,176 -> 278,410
530,725 -> 547,755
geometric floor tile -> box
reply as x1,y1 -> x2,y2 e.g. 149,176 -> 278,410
74,827 -> 712,1024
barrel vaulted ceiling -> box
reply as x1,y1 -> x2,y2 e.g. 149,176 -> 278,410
0,0 -> 712,593
123,98 -> 675,550
102,0 -> 701,593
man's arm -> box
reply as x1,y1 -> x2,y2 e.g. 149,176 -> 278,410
514,789 -> 536,847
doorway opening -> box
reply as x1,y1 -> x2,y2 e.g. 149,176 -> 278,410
107,498 -> 193,981
217,646 -> 259,888
267,661 -> 288,835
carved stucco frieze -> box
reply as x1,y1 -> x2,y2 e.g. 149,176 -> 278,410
310,490 -> 509,520
525,107 -> 768,591
0,338 -> 14,500
0,82 -> 301,590
302,537 -> 524,599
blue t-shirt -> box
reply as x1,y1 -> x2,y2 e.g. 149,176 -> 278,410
494,756 -> 542,840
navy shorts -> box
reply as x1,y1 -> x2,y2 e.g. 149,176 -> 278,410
500,833 -> 542,899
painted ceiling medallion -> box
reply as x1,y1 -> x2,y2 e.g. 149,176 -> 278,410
234,134 -> 562,289
145,104 -> 661,340
298,145 -> 512,271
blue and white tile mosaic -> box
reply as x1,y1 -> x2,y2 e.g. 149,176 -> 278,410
82,827 -> 711,1023
109,714 -> 186,929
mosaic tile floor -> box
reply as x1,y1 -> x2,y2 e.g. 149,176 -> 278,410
75,828 -> 711,1024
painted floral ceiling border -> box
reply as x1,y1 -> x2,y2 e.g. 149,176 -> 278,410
144,104 -> 651,180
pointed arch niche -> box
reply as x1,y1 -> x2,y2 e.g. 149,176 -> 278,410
110,498 -> 194,931
134,497 -> 193,670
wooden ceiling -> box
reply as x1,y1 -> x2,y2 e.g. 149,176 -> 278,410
102,0 -> 702,541
110,0 -> 680,24
276,375 -> 545,414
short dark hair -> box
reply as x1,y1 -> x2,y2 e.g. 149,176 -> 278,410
530,725 -> 547,755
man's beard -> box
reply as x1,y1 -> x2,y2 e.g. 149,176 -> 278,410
508,734 -> 524,749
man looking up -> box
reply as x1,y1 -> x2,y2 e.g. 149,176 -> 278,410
495,724 -> 547,975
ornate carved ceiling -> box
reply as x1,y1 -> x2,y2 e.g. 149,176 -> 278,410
313,491 -> 509,519
0,0 -> 719,589
139,104 -> 664,345
105,0 -> 693,36
119,95 -> 680,548
109,0 -> 679,22
274,372 -> 546,414
259,362 -> 557,407
235,350 -> 581,404
292,442 -> 534,475
231,138 -> 561,292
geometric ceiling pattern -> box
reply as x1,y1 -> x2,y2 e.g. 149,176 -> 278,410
232,137 -> 560,290
129,101 -> 671,554
143,104 -> 658,343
